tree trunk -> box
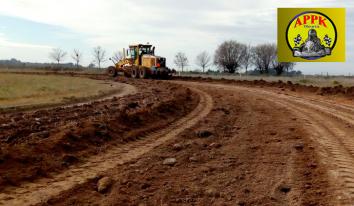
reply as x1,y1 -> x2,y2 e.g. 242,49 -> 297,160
57,60 -> 61,71
265,67 -> 269,74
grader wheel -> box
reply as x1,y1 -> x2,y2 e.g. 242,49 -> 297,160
131,67 -> 140,78
139,67 -> 148,79
107,66 -> 117,77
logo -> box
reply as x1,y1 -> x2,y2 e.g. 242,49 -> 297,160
286,11 -> 336,60
278,8 -> 345,62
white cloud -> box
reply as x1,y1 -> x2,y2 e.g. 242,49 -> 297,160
0,0 -> 353,73
0,33 -> 53,62
0,33 -> 52,49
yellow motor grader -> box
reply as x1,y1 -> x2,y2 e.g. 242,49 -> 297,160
107,44 -> 173,79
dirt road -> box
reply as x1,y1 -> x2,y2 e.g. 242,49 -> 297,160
0,85 -> 211,206
1,78 -> 354,205
187,81 -> 354,204
232,84 -> 354,205
175,81 -> 354,205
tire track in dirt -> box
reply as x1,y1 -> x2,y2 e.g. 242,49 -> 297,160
185,82 -> 354,205
0,87 -> 213,206
247,89 -> 354,205
267,101 -> 354,205
174,81 -> 354,205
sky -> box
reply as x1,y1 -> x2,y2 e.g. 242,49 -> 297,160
0,0 -> 353,75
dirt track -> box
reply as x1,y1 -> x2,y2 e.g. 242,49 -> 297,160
1,77 -> 354,205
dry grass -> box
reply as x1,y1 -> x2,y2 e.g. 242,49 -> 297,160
0,73 -> 118,109
0,68 -> 105,74
179,73 -> 354,87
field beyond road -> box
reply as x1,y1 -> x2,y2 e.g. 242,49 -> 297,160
1,74 -> 354,205
0,73 -> 118,109
179,73 -> 354,87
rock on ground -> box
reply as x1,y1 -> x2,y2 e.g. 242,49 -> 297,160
163,158 -> 177,166
97,176 -> 113,193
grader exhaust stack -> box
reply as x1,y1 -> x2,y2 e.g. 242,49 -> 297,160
107,44 -> 173,79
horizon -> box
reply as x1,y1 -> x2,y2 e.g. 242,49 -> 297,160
0,0 -> 353,75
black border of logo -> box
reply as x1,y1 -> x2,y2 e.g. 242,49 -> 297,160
285,11 -> 338,59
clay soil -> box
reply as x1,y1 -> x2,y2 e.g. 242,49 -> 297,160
0,78 -> 198,191
1,75 -> 354,206
43,81 -> 334,206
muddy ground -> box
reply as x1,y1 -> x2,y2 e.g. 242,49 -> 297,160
0,79 -> 198,191
0,75 -> 354,205
43,81 -> 334,206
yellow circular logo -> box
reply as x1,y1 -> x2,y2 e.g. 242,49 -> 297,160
286,11 -> 337,60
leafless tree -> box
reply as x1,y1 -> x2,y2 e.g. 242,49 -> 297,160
49,48 -> 67,66
71,49 -> 82,69
272,60 -> 296,76
92,46 -> 106,69
112,51 -> 124,63
88,63 -> 96,69
195,51 -> 211,73
214,40 -> 247,73
285,62 -> 296,75
251,43 -> 277,74
174,52 -> 188,72
241,44 -> 252,75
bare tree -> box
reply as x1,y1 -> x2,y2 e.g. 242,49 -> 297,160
285,62 -> 296,75
241,44 -> 252,75
195,51 -> 211,73
112,51 -> 124,63
251,43 -> 277,74
272,60 -> 296,76
174,52 -> 188,72
71,49 -> 82,69
214,40 -> 247,73
88,62 -> 96,69
49,48 -> 67,66
92,46 -> 106,69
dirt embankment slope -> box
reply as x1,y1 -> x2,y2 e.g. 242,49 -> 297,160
174,76 -> 354,99
41,80 -> 338,206
0,79 -> 199,192
1,75 -> 353,205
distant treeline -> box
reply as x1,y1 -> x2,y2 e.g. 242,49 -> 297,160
0,58 -> 92,70
187,68 -> 303,76
175,41 -> 301,76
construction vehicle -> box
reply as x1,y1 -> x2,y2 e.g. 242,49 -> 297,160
107,43 -> 173,79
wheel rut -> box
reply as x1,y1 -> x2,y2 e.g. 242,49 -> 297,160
175,81 -> 354,205
231,85 -> 354,205
0,87 -> 213,206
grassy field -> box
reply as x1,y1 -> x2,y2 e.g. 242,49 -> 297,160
0,68 -> 105,74
0,73 -> 118,109
179,73 -> 354,87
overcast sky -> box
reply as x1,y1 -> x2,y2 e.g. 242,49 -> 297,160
0,0 -> 353,74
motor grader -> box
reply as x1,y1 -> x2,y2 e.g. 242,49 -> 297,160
107,44 -> 173,79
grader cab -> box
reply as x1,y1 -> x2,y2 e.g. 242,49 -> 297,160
107,44 -> 173,79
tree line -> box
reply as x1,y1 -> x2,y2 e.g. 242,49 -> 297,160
10,41 -> 294,76
49,46 -> 122,70
174,40 -> 296,76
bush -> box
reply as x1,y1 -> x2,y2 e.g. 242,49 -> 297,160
333,80 -> 340,85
